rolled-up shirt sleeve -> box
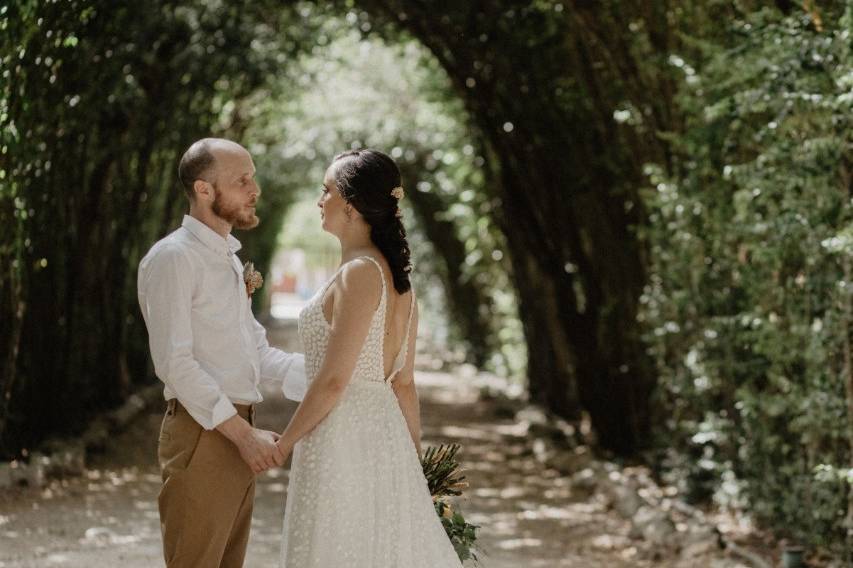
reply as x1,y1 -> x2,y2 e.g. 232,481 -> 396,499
138,245 -> 237,429
250,316 -> 307,402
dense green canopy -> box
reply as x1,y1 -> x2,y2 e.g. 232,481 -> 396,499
1,0 -> 851,559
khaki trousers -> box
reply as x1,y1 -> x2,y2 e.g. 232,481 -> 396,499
157,399 -> 256,568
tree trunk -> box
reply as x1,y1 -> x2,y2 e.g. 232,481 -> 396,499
0,266 -> 25,451
507,241 -> 582,420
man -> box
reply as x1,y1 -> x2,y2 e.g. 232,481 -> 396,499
137,138 -> 305,567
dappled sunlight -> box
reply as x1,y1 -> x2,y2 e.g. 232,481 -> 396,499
518,505 -> 576,521
489,422 -> 531,437
592,533 -> 633,550
262,467 -> 286,479
1,321 -> 729,567
0,461 -> 165,565
80,527 -> 143,546
264,482 -> 287,493
416,378 -> 658,567
437,425 -> 502,442
1,364 -> 658,567
495,537 -> 543,550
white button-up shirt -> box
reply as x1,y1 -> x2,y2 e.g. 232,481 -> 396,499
137,215 -> 305,430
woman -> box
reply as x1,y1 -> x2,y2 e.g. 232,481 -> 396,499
274,149 -> 464,567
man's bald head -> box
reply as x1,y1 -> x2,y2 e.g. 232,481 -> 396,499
178,138 -> 248,200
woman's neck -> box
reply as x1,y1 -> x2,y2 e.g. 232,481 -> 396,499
338,230 -> 375,263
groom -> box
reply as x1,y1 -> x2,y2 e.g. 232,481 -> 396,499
137,138 -> 305,567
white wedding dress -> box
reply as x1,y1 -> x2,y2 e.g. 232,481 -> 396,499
280,256 -> 464,567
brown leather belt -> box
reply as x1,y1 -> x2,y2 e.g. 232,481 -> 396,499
166,398 -> 255,425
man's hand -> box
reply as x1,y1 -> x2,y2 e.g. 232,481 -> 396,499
216,415 -> 286,473
261,429 -> 281,443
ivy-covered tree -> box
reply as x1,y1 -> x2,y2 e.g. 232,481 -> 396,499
0,0 -> 315,455
641,3 -> 853,558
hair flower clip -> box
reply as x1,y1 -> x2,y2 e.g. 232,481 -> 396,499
243,261 -> 264,298
391,186 -> 405,200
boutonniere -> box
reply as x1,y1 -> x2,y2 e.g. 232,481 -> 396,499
243,261 -> 264,298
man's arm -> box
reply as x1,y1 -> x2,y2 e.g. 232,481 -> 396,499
250,316 -> 308,402
138,245 -> 280,473
138,245 -> 238,430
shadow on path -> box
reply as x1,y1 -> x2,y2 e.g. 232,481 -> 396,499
0,321 -> 740,567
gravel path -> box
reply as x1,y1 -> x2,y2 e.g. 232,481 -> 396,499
0,321 -> 747,567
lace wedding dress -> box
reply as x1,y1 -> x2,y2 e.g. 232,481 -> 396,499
280,256 -> 464,567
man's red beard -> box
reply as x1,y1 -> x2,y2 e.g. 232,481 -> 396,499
212,187 -> 259,230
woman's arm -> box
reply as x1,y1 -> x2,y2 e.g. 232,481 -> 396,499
275,260 -> 382,458
391,299 -> 421,457
392,380 -> 422,458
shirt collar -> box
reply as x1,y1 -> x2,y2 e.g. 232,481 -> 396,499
181,215 -> 242,257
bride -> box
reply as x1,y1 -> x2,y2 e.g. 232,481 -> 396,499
274,149 -> 464,567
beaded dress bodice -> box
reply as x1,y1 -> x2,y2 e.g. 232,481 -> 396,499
297,255 -> 413,388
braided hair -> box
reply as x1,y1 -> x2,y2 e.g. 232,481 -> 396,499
332,149 -> 412,294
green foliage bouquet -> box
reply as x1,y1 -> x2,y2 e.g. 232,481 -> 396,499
421,444 -> 481,563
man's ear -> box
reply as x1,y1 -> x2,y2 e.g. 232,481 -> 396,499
193,179 -> 213,201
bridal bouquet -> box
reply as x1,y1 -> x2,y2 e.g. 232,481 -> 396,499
421,444 -> 481,563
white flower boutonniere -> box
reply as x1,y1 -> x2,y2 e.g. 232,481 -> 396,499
243,261 -> 264,298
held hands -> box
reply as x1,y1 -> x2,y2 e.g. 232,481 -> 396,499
240,428 -> 287,474
216,415 -> 288,474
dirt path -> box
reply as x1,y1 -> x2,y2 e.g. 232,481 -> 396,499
0,321 -> 746,567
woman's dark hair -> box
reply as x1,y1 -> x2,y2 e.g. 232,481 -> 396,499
332,149 -> 412,294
